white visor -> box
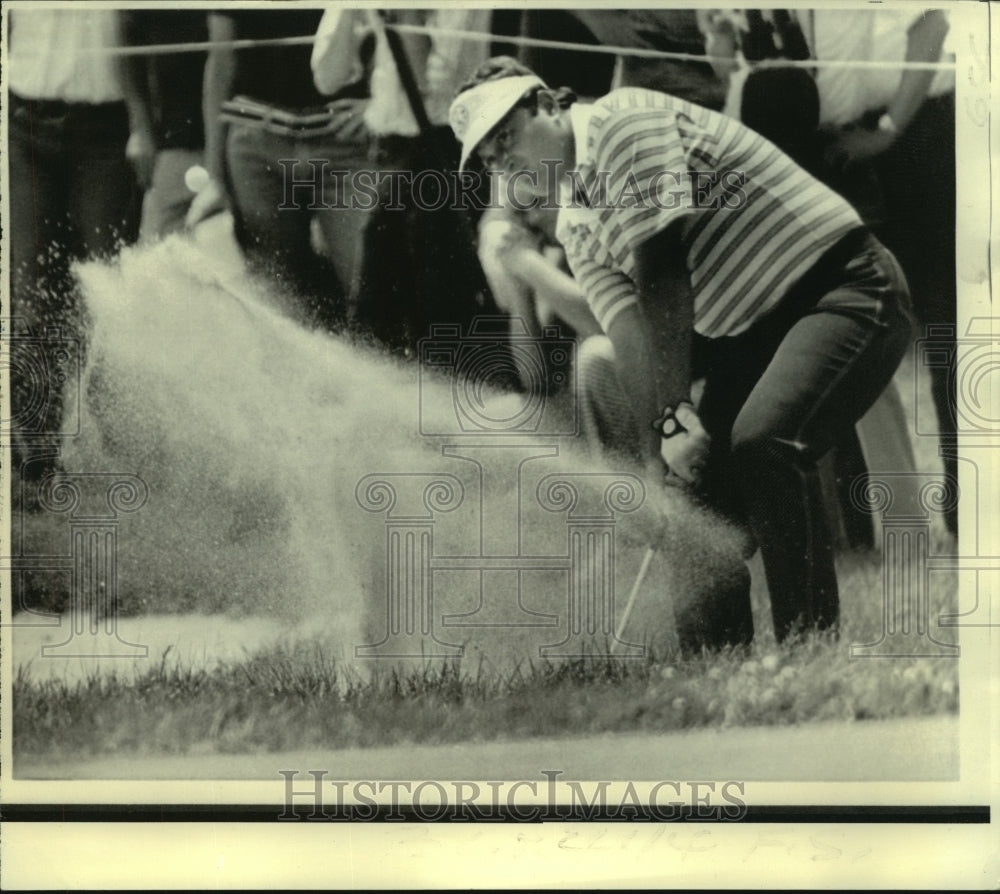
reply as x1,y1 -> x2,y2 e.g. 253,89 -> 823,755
449,74 -> 547,172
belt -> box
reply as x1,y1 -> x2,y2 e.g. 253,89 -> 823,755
10,91 -> 126,119
220,96 -> 366,139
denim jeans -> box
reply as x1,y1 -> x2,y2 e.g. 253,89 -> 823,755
8,93 -> 142,479
696,228 -> 914,640
579,228 -> 914,643
8,93 -> 142,327
224,119 -> 369,332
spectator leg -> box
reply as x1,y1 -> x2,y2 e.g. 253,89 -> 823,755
225,123 -> 346,332
876,93 -> 957,535
8,102 -> 78,480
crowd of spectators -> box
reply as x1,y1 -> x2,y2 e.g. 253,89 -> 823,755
7,8 -> 958,552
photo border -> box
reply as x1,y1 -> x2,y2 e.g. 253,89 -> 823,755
1,0 -> 996,888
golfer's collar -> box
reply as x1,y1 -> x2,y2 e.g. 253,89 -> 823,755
570,102 -> 595,167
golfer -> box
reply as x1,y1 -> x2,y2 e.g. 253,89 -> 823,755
449,58 -> 914,646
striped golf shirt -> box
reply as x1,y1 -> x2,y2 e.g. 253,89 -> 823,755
555,88 -> 862,338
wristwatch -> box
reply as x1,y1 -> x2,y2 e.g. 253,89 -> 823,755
652,401 -> 694,439
877,112 -> 898,136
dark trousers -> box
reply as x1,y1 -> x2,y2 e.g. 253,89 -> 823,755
819,97 -> 958,537
8,93 -> 142,314
351,127 -> 489,356
224,120 -> 365,332
8,92 -> 142,476
818,97 -> 957,537
875,94 -> 958,534
741,83 -> 959,537
697,229 -> 914,640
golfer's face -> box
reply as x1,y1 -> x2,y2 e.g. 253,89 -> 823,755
479,104 -> 567,197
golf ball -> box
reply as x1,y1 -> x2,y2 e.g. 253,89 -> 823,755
184,164 -> 210,193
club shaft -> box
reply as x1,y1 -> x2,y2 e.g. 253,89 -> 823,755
612,547 -> 656,654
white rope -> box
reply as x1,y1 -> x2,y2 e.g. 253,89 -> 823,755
80,20 -> 957,73
83,34 -> 317,56
392,22 -> 957,73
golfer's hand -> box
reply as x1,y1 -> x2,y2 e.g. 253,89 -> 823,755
185,177 -> 228,230
658,403 -> 711,487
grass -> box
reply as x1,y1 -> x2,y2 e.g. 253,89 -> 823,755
13,644 -> 958,761
13,575 -> 958,762
11,346 -> 961,762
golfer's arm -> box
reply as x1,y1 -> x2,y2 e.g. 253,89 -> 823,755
632,220 -> 695,409
605,221 -> 694,472
510,249 -> 602,338
604,304 -> 665,473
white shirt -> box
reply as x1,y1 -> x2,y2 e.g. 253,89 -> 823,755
9,9 -> 124,104
798,8 -> 955,126
312,9 -> 490,137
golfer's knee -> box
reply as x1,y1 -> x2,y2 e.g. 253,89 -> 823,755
730,424 -> 807,474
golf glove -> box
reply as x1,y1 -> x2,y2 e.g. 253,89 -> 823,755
653,401 -> 711,487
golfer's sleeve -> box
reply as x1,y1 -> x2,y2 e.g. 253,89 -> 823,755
567,255 -> 639,333
592,107 -> 694,260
